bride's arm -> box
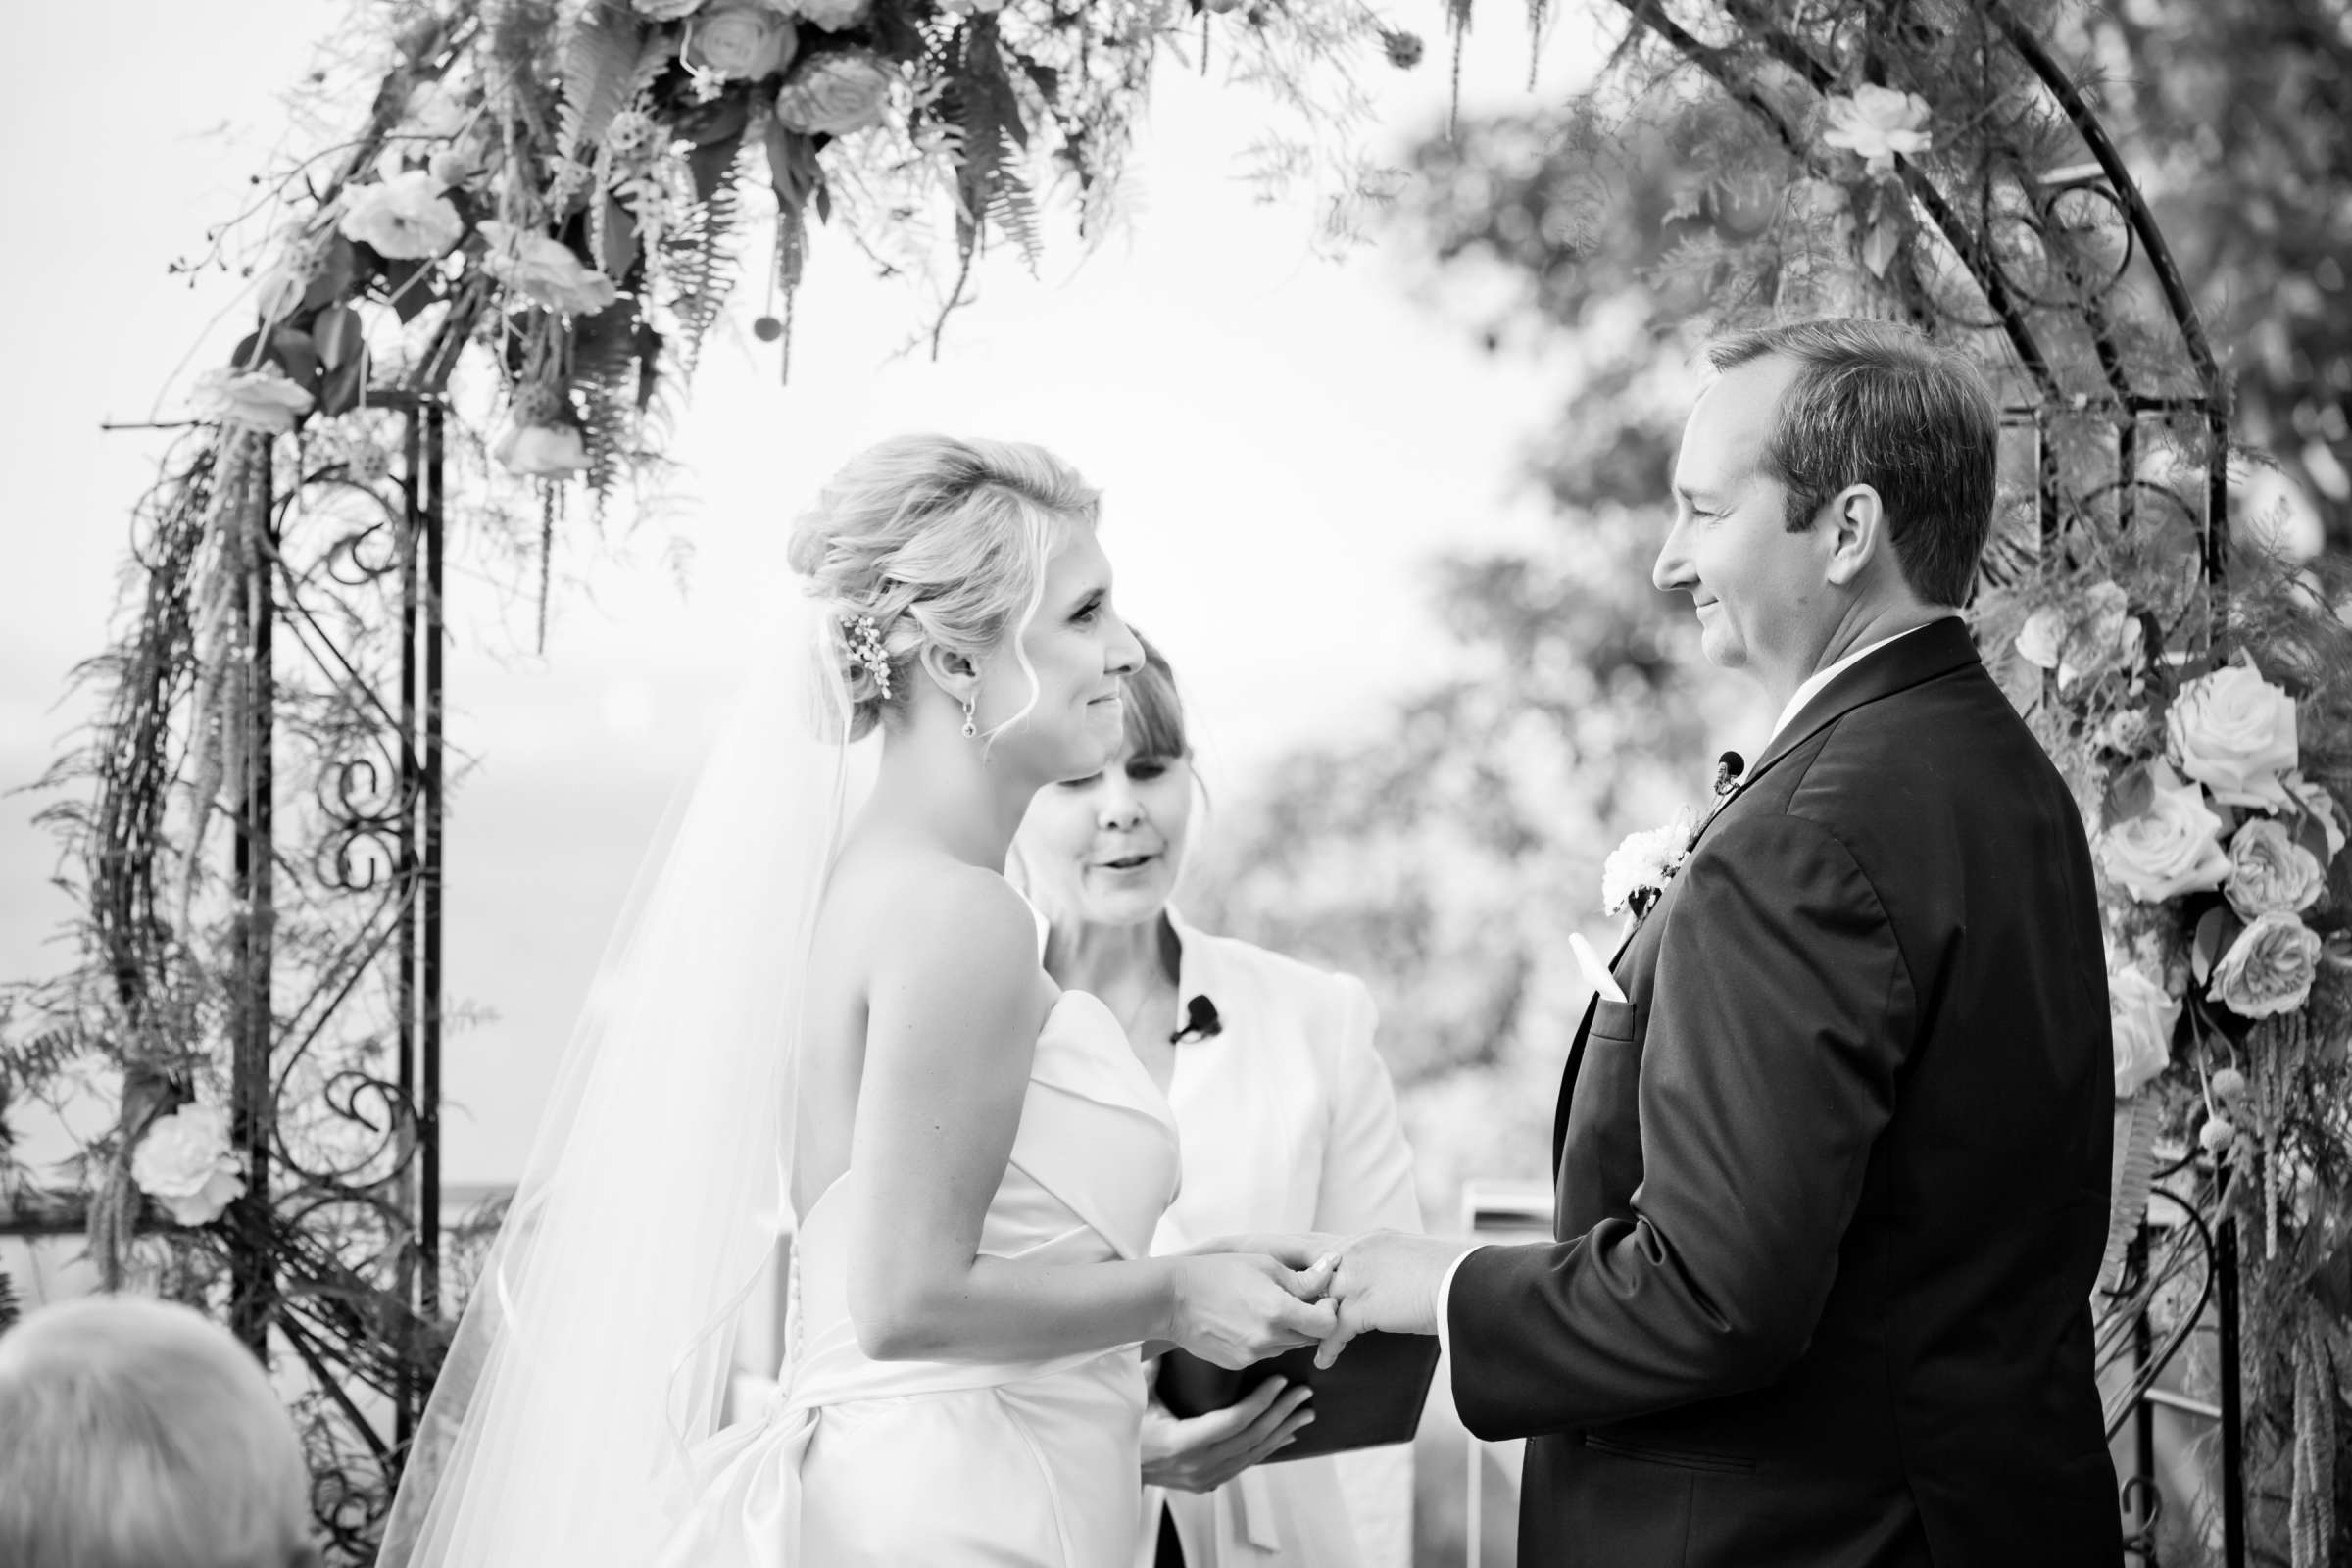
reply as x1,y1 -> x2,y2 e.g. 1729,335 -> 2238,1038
847,868 -> 1333,1367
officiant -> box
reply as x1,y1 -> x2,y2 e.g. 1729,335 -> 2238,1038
1013,632 -> 1423,1568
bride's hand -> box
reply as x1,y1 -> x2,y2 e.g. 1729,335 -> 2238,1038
1140,1379 -> 1315,1493
1180,1233 -> 1345,1275
1166,1253 -> 1339,1369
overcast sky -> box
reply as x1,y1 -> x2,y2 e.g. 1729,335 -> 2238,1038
1,1 -> 1624,1184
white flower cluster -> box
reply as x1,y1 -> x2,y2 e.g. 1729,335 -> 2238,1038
2093,658 -> 2345,1093
1600,805 -> 1699,917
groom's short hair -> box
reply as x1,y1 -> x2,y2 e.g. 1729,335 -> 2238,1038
0,1296 -> 318,1568
1708,318 -> 1997,608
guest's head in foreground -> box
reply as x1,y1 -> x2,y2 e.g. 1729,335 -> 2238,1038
788,433 -> 1145,787
1652,317 -> 1998,707
1014,628 -> 1197,930
0,1295 -> 318,1568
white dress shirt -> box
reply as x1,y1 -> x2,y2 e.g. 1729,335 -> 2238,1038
1430,617 -> 1949,1356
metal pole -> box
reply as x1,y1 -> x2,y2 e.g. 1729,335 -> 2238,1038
394,409 -> 421,1449
229,440 -> 278,1358
2217,1214 -> 2245,1568
420,398 -> 446,1328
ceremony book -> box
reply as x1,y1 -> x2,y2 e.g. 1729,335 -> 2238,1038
1154,1331 -> 1442,1462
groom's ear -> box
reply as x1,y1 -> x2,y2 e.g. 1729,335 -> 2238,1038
1822,483 -> 1887,588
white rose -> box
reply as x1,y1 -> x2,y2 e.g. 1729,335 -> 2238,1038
2208,910 -> 2323,1019
774,48 -> 894,135
401,78 -> 473,142
685,3 -> 798,79
2168,661 -> 2298,810
496,422 -> 589,477
1820,85 -> 1933,174
2223,818 -> 2327,919
781,0 -> 872,30
2014,582 -> 2140,689
130,1104 -> 248,1227
338,170 -> 466,261
2107,964 -> 2179,1099
253,258 -> 311,323
2096,763 -> 2230,904
192,366 -> 316,434
477,220 -> 620,317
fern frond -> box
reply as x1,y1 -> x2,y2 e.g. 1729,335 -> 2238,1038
559,7 -> 646,178
0,1269 -> 20,1332
660,133 -> 751,373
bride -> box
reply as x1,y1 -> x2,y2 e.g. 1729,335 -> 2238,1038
381,435 -> 1337,1566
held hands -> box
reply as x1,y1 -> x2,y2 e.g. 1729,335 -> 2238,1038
1140,1377 -> 1315,1493
1314,1230 -> 1471,1369
1166,1251 -> 1339,1370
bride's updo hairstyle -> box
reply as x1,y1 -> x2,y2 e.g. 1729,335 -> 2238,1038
787,434 -> 1102,742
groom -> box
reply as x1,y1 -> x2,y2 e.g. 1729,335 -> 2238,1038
1321,319 -> 2122,1564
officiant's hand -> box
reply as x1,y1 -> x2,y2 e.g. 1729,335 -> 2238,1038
1315,1231 -> 1472,1370
1167,1252 -> 1339,1369
1141,1377 -> 1316,1493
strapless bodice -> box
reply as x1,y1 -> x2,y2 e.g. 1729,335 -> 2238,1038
657,989 -> 1181,1567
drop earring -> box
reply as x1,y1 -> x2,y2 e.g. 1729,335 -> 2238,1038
961,698 -> 977,739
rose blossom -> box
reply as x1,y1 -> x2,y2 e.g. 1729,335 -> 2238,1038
2014,582 -> 2139,689
496,422 -> 589,477
782,0 -> 873,30
1820,85 -> 1933,174
774,48 -> 895,136
477,221 -> 620,317
131,1104 -> 248,1227
2168,661 -> 2298,810
2208,910 -> 2323,1018
193,367 -> 316,434
2223,818 -> 2327,919
685,3 -> 798,79
338,170 -> 466,260
2096,763 -> 2230,904
2107,963 -> 2179,1099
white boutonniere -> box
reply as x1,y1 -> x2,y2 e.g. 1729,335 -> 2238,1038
1601,804 -> 1700,919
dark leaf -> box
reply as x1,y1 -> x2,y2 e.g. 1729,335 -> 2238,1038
317,352 -> 371,418
671,87 -> 753,149
377,256 -> 445,323
687,131 -> 746,206
2191,904 -> 2236,985
312,306 -> 365,371
2103,761 -> 2156,825
301,235 -> 362,311
599,195 -> 640,280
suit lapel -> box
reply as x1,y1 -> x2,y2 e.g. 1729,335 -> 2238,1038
1548,618 -> 1984,1177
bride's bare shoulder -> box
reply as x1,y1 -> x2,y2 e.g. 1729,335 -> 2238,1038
823,845 -> 1040,1006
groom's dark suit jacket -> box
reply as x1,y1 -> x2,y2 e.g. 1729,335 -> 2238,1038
1448,619 -> 2121,1566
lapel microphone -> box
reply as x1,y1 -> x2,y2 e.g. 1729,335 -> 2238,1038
1170,995 -> 1222,1045
1714,751 -> 1746,797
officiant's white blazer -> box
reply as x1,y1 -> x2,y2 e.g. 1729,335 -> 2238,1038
1137,912 -> 1423,1568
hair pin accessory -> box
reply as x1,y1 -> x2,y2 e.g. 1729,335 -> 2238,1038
848,613 -> 892,699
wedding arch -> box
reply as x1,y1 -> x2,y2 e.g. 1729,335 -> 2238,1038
2,0 -> 2344,1563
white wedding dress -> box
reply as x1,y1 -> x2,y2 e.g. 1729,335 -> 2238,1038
658,988 -> 1183,1566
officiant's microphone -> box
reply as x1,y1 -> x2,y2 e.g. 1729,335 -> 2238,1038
1170,996 -> 1222,1044
1714,751 -> 1745,797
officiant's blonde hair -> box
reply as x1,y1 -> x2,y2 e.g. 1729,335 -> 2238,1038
788,434 -> 1102,742
0,1296 -> 318,1568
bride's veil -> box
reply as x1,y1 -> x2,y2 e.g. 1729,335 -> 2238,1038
380,589 -> 862,1566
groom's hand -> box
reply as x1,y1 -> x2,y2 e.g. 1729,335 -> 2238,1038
1316,1231 -> 1474,1370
